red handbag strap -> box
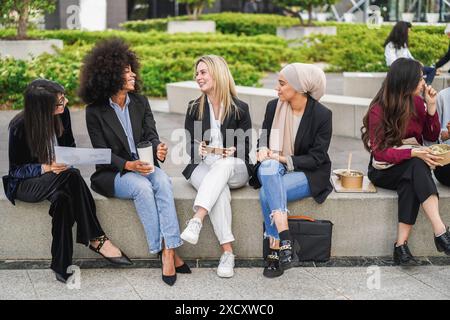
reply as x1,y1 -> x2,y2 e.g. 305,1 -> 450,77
288,215 -> 315,222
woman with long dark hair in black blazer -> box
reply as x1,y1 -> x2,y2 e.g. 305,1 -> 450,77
80,38 -> 189,286
2,79 -> 131,283
250,63 -> 333,278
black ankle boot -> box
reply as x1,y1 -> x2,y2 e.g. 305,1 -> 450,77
393,241 -> 417,265
263,251 -> 283,278
435,227 -> 450,255
279,240 -> 293,270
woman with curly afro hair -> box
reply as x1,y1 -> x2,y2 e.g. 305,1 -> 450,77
79,38 -> 189,286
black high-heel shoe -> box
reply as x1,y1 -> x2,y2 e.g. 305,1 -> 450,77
176,263 -> 192,274
158,251 -> 177,286
435,227 -> 450,255
89,235 -> 133,266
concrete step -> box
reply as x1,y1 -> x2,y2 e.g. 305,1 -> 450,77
1,177 -> 450,260
344,72 -> 450,99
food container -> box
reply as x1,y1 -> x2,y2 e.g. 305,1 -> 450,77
333,169 -> 364,189
430,144 -> 450,166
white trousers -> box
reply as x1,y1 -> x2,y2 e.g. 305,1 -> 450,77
189,157 -> 249,245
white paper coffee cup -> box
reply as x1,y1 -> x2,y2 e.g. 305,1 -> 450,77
137,141 -> 154,166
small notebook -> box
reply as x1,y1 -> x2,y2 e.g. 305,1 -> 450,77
331,175 -> 377,193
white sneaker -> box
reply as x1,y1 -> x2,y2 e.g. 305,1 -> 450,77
217,251 -> 235,278
180,218 -> 202,245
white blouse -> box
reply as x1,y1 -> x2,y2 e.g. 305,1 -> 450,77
204,99 -> 224,165
385,42 -> 414,66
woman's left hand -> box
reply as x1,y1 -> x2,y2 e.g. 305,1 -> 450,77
424,84 -> 437,115
156,143 -> 168,161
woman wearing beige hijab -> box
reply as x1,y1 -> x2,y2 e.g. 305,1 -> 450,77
250,63 -> 333,278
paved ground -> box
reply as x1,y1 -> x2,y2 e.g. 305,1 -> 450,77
2,266 -> 450,300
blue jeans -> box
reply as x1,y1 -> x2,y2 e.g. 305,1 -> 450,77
257,159 -> 311,240
114,167 -> 183,254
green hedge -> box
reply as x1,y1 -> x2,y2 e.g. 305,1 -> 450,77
0,48 -> 265,109
121,13 -> 300,36
1,30 -> 300,109
1,18 -> 449,109
295,23 -> 448,72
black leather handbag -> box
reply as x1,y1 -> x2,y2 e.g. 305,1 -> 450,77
263,215 -> 333,262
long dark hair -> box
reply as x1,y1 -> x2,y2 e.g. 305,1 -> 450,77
78,38 -> 141,104
361,58 -> 423,152
10,79 -> 65,164
384,21 -> 412,50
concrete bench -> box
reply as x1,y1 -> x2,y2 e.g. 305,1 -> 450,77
344,72 -> 450,99
166,81 -> 371,139
1,177 -> 450,261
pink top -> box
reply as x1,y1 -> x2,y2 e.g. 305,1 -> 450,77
369,96 -> 440,164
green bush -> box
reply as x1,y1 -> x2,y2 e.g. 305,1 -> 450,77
133,42 -> 291,72
0,58 -> 31,109
303,23 -> 448,72
121,13 -> 299,36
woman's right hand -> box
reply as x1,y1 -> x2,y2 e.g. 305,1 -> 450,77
411,148 -> 443,168
198,141 -> 207,158
256,148 -> 271,162
42,162 -> 69,174
125,160 -> 154,175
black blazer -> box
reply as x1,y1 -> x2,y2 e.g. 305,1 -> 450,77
2,108 -> 75,204
182,96 -> 253,180
249,96 -> 333,204
85,93 -> 161,198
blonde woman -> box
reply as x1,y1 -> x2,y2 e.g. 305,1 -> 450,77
181,55 -> 253,278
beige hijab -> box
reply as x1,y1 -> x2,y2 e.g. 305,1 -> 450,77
269,63 -> 326,156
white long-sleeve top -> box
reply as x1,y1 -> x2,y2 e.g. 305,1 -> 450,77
384,42 -> 414,66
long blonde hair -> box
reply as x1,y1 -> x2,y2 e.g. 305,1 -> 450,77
190,55 -> 239,122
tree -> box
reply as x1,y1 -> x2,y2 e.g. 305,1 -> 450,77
0,0 -> 56,39
275,0 -> 337,26
177,0 -> 215,20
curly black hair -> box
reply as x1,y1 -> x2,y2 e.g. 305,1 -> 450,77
78,38 -> 141,104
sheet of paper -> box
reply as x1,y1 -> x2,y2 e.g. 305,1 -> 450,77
55,146 -> 111,165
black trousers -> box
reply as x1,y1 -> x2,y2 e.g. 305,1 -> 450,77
368,158 -> 438,225
434,164 -> 450,187
15,168 -> 104,277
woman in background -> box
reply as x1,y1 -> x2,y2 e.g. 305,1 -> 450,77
384,21 -> 436,85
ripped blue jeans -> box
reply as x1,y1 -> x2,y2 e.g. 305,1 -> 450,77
257,159 -> 311,240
